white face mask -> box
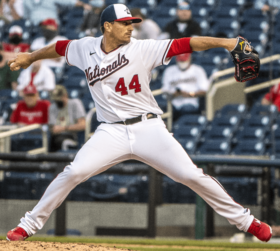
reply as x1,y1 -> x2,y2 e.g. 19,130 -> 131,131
177,61 -> 190,70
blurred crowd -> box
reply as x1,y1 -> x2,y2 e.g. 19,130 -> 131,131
0,0 -> 279,152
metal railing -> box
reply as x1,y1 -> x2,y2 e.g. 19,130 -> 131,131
206,54 -> 280,121
0,124 -> 48,154
85,89 -> 173,141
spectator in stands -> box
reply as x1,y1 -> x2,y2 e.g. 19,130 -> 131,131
3,25 -> 30,55
49,85 -> 86,152
0,0 -> 23,23
23,0 -> 92,25
80,0 -> 105,37
162,53 -> 209,121
10,84 -> 50,125
130,8 -> 161,40
164,0 -> 201,39
261,83 -> 280,110
255,0 -> 280,12
0,43 -> 20,90
30,19 -> 67,68
17,58 -> 56,92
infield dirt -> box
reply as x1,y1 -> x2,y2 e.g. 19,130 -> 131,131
0,240 -> 130,251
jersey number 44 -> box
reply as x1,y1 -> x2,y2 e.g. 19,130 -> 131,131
115,74 -> 141,96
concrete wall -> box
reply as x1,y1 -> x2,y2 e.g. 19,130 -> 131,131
0,200 -> 260,237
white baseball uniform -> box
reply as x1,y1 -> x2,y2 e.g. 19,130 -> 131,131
162,64 -> 209,109
18,36 -> 254,236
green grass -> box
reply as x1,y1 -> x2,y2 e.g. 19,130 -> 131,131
1,235 -> 280,250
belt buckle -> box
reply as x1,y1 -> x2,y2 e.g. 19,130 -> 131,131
147,113 -> 154,119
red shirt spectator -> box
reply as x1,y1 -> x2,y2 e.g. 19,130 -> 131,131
10,85 -> 50,125
3,25 -> 30,54
262,83 -> 280,111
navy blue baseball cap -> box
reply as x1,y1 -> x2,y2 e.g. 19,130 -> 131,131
100,4 -> 142,27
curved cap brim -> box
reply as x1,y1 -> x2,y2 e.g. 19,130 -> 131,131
115,17 -> 142,23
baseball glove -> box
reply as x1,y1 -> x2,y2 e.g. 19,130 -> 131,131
230,36 -> 260,82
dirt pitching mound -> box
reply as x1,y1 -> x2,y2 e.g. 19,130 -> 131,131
0,240 -> 130,251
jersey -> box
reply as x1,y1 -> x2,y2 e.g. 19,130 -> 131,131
10,100 -> 50,124
17,64 -> 56,92
2,42 -> 30,53
65,36 -> 173,123
162,64 -> 209,109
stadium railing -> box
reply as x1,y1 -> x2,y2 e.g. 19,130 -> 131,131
0,124 -> 48,154
206,54 -> 280,121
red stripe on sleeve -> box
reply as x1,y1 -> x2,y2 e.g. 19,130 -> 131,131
55,40 -> 71,56
166,37 -> 193,58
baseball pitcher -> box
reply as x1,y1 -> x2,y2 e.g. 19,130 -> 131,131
7,4 -> 268,242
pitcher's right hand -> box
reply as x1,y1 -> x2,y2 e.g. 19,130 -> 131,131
8,53 -> 33,71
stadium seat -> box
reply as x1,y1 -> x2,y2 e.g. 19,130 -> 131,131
234,127 -> 266,143
215,104 -> 247,117
173,114 -> 208,129
196,139 -> 231,155
242,115 -> 272,130
231,140 -> 266,156
202,126 -> 234,141
211,114 -> 242,131
159,0 -> 177,8
173,125 -> 202,140
176,138 -> 198,155
249,103 -> 278,118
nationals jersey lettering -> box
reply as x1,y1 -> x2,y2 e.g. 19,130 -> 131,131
66,36 -> 173,123
85,53 -> 129,86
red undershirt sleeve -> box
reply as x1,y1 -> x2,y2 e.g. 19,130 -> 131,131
166,37 -> 193,58
55,40 -> 71,56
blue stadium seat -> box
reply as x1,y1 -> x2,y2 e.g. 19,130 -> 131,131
234,127 -> 266,143
63,76 -> 86,89
242,115 -> 271,130
129,0 -> 155,8
83,99 -> 95,112
152,16 -> 173,30
176,138 -> 198,155
173,125 -> 202,140
160,0 -> 177,7
66,66 -> 85,78
211,114 -> 241,130
196,139 -> 231,155
202,126 -> 234,141
215,104 -> 247,117
231,140 -> 266,156
173,114 -> 208,129
250,103 -> 278,117
266,142 -> 280,157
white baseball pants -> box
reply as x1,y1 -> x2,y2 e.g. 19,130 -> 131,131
19,116 -> 254,236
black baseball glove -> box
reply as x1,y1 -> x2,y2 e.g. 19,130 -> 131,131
230,36 -> 260,82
